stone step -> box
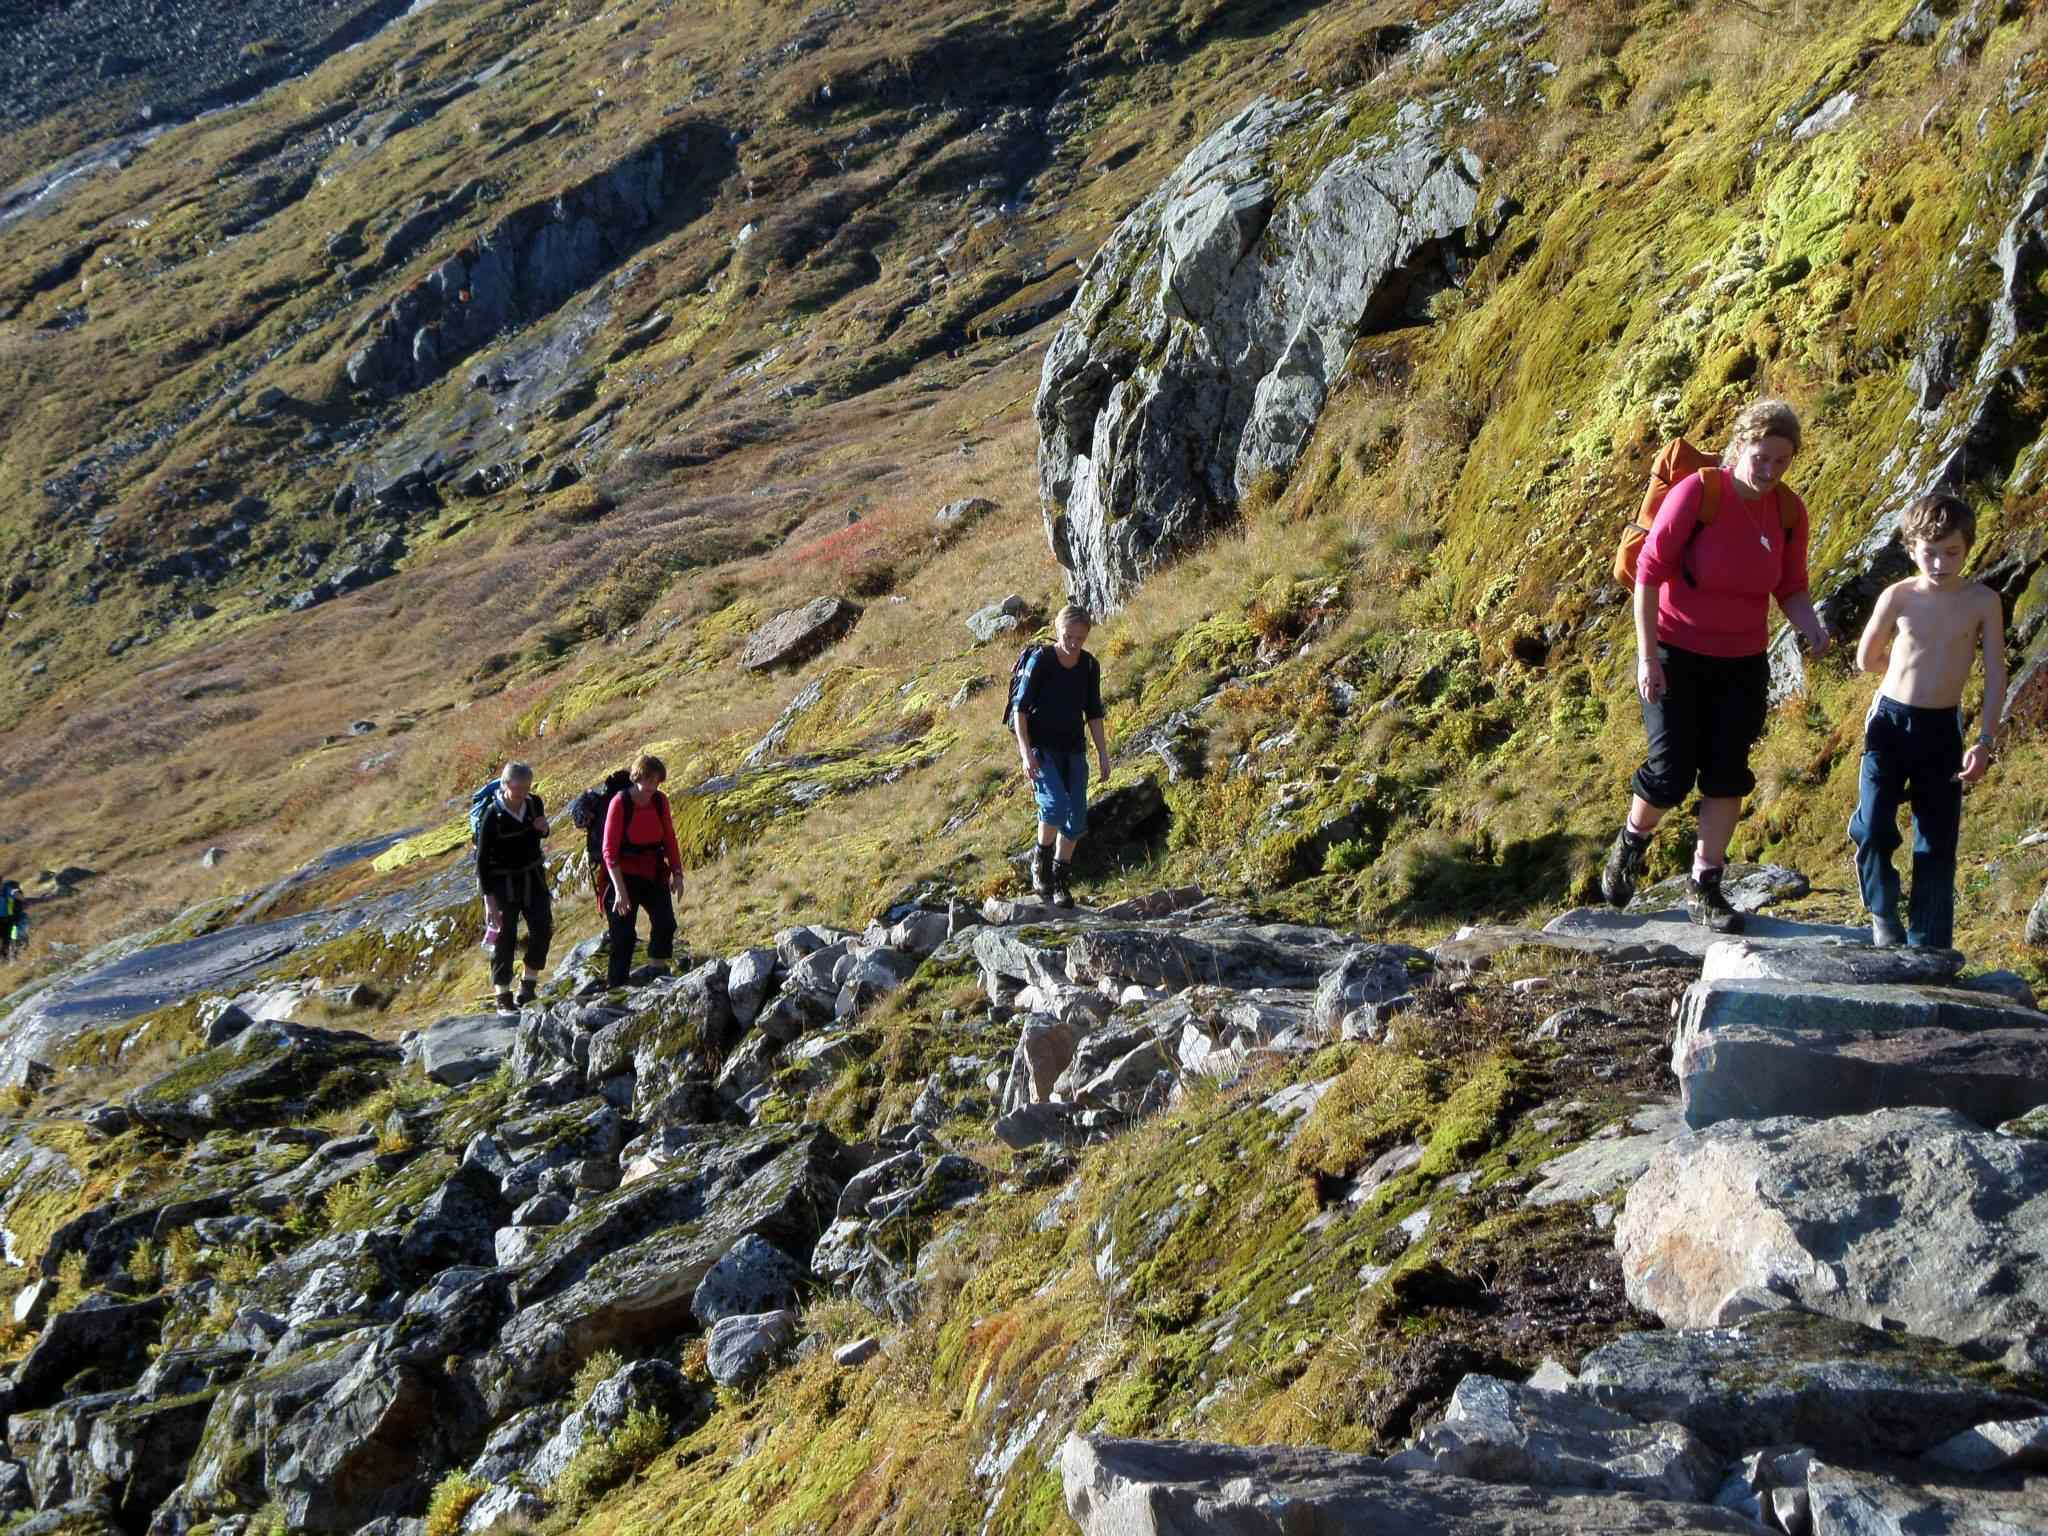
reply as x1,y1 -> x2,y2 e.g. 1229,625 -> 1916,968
1671,977 -> 2048,1130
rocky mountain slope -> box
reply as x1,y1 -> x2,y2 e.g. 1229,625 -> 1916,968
4,0 -> 2048,1530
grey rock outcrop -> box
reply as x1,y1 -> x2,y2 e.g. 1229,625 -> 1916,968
1574,1309 -> 2043,1458
1060,1434 -> 1756,1534
1807,1459 -> 2048,1534
705,1309 -> 797,1389
523,1359 -> 697,1489
738,598 -> 862,672
1388,1375 -> 1724,1501
1617,1107 -> 2048,1372
1036,87 -> 1489,613
413,1014 -> 519,1087
126,1022 -> 401,1140
1670,977 -> 2048,1129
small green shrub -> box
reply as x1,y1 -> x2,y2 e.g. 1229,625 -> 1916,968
550,1405 -> 672,1516
126,1236 -> 162,1287
423,1472 -> 485,1536
321,1171 -> 381,1233
571,1347 -> 625,1407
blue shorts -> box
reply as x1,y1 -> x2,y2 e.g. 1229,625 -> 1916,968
1032,751 -> 1090,840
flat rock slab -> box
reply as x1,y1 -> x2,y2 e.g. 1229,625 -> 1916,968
1807,1459 -> 2048,1535
1575,1310 -> 2044,1459
1630,864 -> 1810,915
1546,908 -> 1872,960
1526,1104 -> 1687,1208
1387,1373 -> 1723,1501
1701,939 -> 1963,986
1617,1107 -> 2048,1374
1672,977 -> 2048,1130
415,1013 -> 519,1086
1061,1434 -> 1757,1534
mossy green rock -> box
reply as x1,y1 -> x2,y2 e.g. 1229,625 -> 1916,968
1576,1310 -> 2043,1459
125,1022 -> 401,1141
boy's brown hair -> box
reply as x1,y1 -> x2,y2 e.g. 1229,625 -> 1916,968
1901,492 -> 1975,549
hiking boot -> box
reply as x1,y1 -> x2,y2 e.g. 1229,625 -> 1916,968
1871,912 -> 1907,948
1599,828 -> 1650,909
495,988 -> 517,1013
1686,869 -> 1745,934
515,977 -> 539,1006
1050,860 -> 1075,910
1030,843 -> 1055,900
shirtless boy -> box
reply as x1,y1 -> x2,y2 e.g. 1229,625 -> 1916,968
1849,493 -> 2007,949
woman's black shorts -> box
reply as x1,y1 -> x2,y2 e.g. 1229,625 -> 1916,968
1631,643 -> 1770,807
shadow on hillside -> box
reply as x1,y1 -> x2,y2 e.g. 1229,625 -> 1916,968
1389,829 -> 1590,927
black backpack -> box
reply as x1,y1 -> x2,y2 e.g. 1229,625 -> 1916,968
1001,644 -> 1097,729
568,769 -> 634,863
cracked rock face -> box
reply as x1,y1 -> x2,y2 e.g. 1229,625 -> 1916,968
1036,91 -> 1487,614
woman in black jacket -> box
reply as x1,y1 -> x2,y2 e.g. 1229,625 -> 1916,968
476,760 -> 552,1011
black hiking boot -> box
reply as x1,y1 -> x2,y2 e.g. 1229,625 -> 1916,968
1686,868 -> 1745,934
495,987 -> 517,1014
1599,828 -> 1651,909
515,977 -> 539,1006
1050,860 -> 1075,910
1030,843 -> 1055,901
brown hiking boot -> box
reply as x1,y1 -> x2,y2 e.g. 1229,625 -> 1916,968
1050,860 -> 1075,909
1030,843 -> 1055,900
1600,827 -> 1650,909
1686,869 -> 1745,934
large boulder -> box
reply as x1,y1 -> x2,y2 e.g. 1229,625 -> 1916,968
1807,1459 -> 2048,1533
83,1389 -> 220,1529
1035,84 -> 1492,614
1059,1434 -> 1756,1534
1670,977 -> 2048,1129
1312,945 -> 1427,1037
1574,1309 -> 2043,1459
705,1310 -> 798,1389
738,598 -> 862,672
10,1295 -> 168,1411
126,1022 -> 400,1140
413,1014 -> 519,1087
1698,939 -> 1964,986
1617,1107 -> 2048,1372
1387,1374 -> 1723,1502
267,1351 -> 487,1533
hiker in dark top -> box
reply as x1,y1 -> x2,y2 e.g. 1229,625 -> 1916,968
601,753 -> 685,986
0,879 -> 25,962
1013,603 -> 1111,909
475,761 -> 553,1012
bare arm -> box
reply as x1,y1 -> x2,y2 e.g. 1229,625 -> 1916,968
1962,588 -> 2007,783
1014,712 -> 1037,774
1633,580 -> 1665,702
1088,716 -> 1110,778
1855,587 -> 1899,676
1776,591 -> 1831,656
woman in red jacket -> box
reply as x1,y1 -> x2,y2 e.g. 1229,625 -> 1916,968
601,753 -> 684,985
1600,400 -> 1832,933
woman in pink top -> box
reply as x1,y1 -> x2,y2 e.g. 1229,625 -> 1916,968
601,752 -> 685,985
1599,400 -> 1832,932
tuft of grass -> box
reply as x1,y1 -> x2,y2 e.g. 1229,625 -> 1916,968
424,1471 -> 486,1536
571,1347 -> 626,1408
549,1404 -> 673,1518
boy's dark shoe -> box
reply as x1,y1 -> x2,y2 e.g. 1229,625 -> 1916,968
1871,914 -> 1907,947
1686,869 -> 1745,934
495,988 -> 517,1014
515,977 -> 539,1006
1050,860 -> 1075,910
1030,843 -> 1055,900
1599,828 -> 1651,908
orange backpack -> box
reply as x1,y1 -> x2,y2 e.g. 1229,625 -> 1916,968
1613,438 -> 1803,586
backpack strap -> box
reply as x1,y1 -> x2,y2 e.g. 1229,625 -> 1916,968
1695,466 -> 1723,525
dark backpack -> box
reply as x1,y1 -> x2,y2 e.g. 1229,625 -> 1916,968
466,779 -> 501,843
1001,644 -> 1097,730
569,770 -> 634,863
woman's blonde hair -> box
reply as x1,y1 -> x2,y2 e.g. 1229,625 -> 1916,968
1055,603 -> 1094,631
1723,399 -> 1802,464
630,753 -> 667,785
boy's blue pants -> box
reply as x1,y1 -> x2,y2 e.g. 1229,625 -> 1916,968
1848,696 -> 1963,948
